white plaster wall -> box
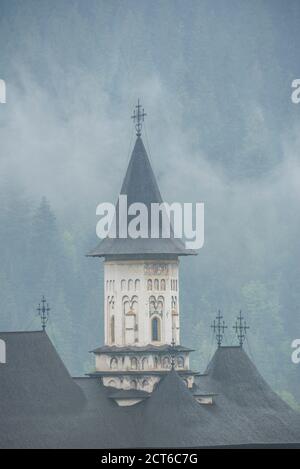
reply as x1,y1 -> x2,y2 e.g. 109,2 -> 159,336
104,260 -> 179,346
95,352 -> 190,372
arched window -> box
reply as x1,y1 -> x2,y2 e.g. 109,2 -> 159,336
157,296 -> 164,315
147,279 -> 152,291
142,357 -> 149,370
131,357 -> 138,370
110,357 -> 118,370
142,379 -> 149,388
149,295 -> 156,315
121,279 -> 126,291
154,279 -> 159,290
130,379 -> 137,389
151,317 -> 161,342
110,315 -> 115,344
163,356 -> 170,368
135,279 -> 140,291
177,356 -> 185,368
128,279 -> 133,291
160,279 -> 166,291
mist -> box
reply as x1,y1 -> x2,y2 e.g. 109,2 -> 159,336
0,0 -> 299,405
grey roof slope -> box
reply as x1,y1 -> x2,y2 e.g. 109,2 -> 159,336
195,346 -> 300,445
131,369 -> 237,447
0,332 -> 130,449
88,137 -> 196,257
1,333 -> 300,448
0,331 -> 84,417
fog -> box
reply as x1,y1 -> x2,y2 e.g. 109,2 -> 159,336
0,0 -> 299,404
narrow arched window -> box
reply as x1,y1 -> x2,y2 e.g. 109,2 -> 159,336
128,279 -> 133,291
163,356 -> 170,368
147,279 -> 152,291
151,317 -> 161,342
142,357 -> 149,370
121,279 -> 126,291
142,379 -> 149,388
131,357 -> 138,370
130,379 -> 137,389
177,356 -> 185,368
135,279 -> 140,291
110,357 -> 118,370
110,315 -> 115,344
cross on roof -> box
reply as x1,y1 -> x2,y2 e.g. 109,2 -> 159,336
131,99 -> 146,137
211,310 -> 227,347
170,338 -> 176,370
37,296 -> 50,331
233,310 -> 249,347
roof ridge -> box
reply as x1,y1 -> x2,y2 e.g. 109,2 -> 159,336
0,330 -> 44,335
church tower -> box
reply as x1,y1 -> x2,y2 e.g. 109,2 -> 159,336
88,102 -> 198,392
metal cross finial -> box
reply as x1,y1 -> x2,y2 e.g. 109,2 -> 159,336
233,310 -> 249,347
37,295 -> 50,331
211,310 -> 227,347
170,338 -> 176,370
131,99 -> 146,137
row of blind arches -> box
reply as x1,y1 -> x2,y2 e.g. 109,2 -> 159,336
106,278 -> 178,292
109,355 -> 185,370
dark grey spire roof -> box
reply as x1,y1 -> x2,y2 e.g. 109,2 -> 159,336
195,346 -> 300,445
88,137 -> 197,258
0,332 -> 131,449
0,331 -> 84,417
136,369 -> 222,447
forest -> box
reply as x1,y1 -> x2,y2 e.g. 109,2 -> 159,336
0,0 -> 299,406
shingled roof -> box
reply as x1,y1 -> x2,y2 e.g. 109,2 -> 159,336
0,331 -> 84,417
88,137 -> 197,258
194,346 -> 300,446
0,332 -> 130,449
1,333 -> 299,448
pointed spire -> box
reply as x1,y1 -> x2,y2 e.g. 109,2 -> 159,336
131,99 -> 146,137
87,104 -> 197,258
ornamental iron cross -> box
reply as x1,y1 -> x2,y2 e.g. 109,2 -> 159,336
233,310 -> 249,347
37,296 -> 50,331
211,310 -> 227,347
131,99 -> 146,137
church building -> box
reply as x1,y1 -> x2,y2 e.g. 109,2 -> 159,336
87,101 -> 198,393
0,103 -> 300,448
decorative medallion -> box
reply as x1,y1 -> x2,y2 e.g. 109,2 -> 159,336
144,263 -> 169,276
